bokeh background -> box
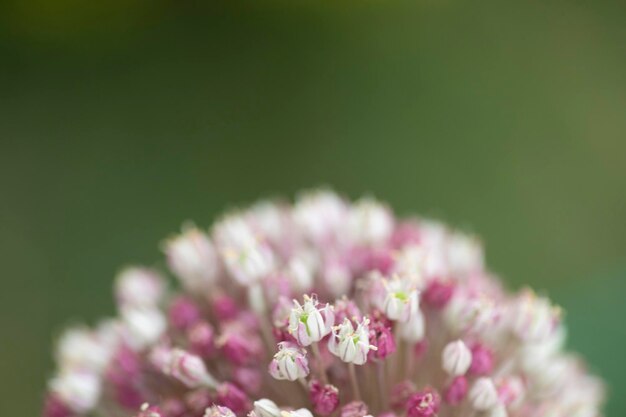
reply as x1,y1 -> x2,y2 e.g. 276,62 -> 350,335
1,0 -> 625,415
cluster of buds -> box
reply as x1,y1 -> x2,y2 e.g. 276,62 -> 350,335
43,189 -> 604,417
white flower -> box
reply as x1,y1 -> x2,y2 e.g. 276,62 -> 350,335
247,201 -> 288,244
441,340 -> 472,376
392,245 -> 427,288
322,258 -> 352,298
254,399 -> 281,417
469,377 -> 499,411
328,318 -> 375,365
285,252 -> 316,293
121,307 -> 166,350
215,215 -> 275,285
508,289 -> 561,342
280,409 -> 313,417
293,190 -> 347,243
205,405 -> 236,417
167,348 -> 218,388
269,342 -> 310,381
288,295 -> 334,346
446,232 -> 484,276
346,197 -> 393,245
114,267 -> 164,308
165,225 -> 219,292
55,326 -> 115,373
444,292 -> 499,336
49,370 -> 101,413
380,276 -> 419,322
400,305 -> 426,342
487,404 -> 507,417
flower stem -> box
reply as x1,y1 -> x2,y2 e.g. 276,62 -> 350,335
377,361 -> 388,410
348,363 -> 361,401
311,342 -> 329,384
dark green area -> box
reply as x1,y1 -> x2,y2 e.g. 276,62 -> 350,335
1,1 -> 625,415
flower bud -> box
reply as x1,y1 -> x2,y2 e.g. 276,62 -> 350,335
168,296 -> 202,330
390,380 -> 416,409
215,215 -> 275,285
446,233 -> 484,276
497,376 -> 525,408
309,380 -> 340,416
442,340 -> 472,376
121,307 -> 166,350
469,343 -> 494,376
328,318 -> 375,365
218,329 -> 264,366
444,293 -> 498,335
48,370 -> 102,414
400,307 -> 425,343
322,258 -> 352,298
136,403 -> 163,417
469,378 -> 499,411
340,401 -> 369,417
346,197 -> 393,246
188,322 -> 216,358
288,295 -> 334,346
115,267 -> 165,309
286,253 -> 315,293
168,349 -> 218,388
368,316 -> 396,360
509,289 -> 561,343
269,342 -> 309,381
406,389 -> 440,417
216,383 -> 251,415
212,294 -> 240,321
281,409 -> 314,417
294,189 -> 347,244
488,405 -> 507,417
444,376 -> 468,405
233,367 -> 262,394
254,399 -> 281,417
185,389 -> 212,414
422,279 -> 454,309
55,326 -> 115,373
165,226 -> 219,292
390,221 -> 422,248
205,405 -> 237,417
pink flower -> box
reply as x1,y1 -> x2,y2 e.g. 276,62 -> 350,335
309,380 -> 340,415
406,389 -> 440,417
367,315 -> 396,361
422,279 -> 454,309
443,376 -> 468,405
43,190 -> 605,417
269,342 -> 309,381
216,383 -> 251,415
469,342 -> 494,376
341,401 -> 369,417
169,296 -> 202,330
288,295 -> 334,346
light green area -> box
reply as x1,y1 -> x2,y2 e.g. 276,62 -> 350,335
0,1 -> 625,415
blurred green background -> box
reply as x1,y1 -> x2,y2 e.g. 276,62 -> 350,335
1,0 -> 625,415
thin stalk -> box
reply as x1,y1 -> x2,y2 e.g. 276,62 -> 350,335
311,342 -> 329,384
348,363 -> 361,401
377,361 -> 388,410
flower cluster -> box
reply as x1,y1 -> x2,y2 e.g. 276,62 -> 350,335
43,190 -> 604,417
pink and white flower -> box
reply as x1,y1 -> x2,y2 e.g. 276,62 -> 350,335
42,190 -> 604,417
